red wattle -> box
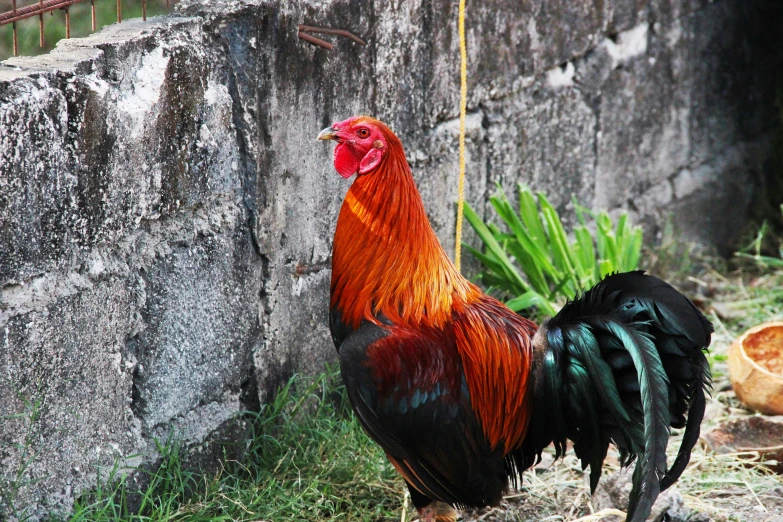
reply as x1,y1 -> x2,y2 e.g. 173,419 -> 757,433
334,143 -> 360,178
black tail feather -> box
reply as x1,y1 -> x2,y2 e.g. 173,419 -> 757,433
517,271 -> 712,522
660,368 -> 708,491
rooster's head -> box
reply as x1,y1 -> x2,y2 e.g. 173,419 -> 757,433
317,116 -> 399,178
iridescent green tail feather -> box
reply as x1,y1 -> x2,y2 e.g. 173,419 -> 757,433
517,271 -> 712,522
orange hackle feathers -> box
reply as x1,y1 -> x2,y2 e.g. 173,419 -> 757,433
330,117 -> 479,330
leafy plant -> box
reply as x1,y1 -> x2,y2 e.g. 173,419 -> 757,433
464,184 -> 643,316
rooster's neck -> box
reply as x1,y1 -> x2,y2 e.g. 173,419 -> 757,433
331,153 -> 478,330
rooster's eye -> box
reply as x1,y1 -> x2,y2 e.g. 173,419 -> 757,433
356,128 -> 370,138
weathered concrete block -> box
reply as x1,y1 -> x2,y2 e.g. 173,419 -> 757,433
595,21 -> 690,209
0,16 -> 262,519
126,201 -> 261,430
0,279 -> 142,515
484,79 -> 597,214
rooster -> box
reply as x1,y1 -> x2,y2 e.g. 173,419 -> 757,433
318,116 -> 712,522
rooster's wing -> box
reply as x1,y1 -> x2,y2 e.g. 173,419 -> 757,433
338,321 -> 508,508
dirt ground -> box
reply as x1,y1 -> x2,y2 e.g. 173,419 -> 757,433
456,396 -> 783,522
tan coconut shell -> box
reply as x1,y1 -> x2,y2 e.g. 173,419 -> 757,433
728,322 -> 783,415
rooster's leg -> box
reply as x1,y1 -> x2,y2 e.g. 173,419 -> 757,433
416,505 -> 437,522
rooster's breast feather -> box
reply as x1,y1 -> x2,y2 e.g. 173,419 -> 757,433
339,320 -> 506,507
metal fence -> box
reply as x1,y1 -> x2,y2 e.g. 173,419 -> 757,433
0,0 -> 175,56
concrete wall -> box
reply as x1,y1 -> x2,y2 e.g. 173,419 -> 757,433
0,0 -> 780,517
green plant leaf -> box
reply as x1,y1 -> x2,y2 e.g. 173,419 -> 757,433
491,192 -> 561,279
598,259 -> 614,279
464,244 -> 518,294
464,203 -> 530,295
735,252 -> 783,268
574,226 -> 596,280
538,194 -> 580,293
623,228 -> 643,271
506,291 -> 558,316
504,240 -> 550,295
518,184 -> 550,253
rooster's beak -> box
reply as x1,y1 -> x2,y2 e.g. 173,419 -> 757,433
316,126 -> 337,141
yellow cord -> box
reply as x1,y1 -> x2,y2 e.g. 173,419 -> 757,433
454,0 -> 468,273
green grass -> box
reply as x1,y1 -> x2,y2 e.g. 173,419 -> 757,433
67,366 -> 403,522
703,212 -> 783,337
0,382 -> 45,522
0,0 -> 172,61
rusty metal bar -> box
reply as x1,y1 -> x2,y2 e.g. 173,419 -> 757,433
0,0 -> 84,26
298,25 -> 366,45
3,0 -> 175,55
297,31 -> 332,50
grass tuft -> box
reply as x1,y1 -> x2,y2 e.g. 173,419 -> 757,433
68,366 -> 403,522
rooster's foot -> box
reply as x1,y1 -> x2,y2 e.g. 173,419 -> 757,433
416,505 -> 437,522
